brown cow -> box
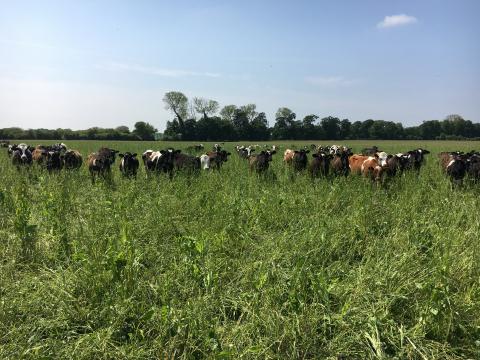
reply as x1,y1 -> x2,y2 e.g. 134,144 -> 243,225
32,148 -> 48,165
248,150 -> 276,173
349,154 -> 383,182
283,149 -> 295,164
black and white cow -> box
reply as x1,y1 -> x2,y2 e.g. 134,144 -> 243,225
11,144 -> 34,167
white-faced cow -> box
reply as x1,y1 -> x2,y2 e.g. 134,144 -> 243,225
11,144 -> 34,168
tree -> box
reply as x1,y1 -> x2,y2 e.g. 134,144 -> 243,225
321,116 -> 341,139
302,114 -> 318,139
220,105 -> 237,122
231,109 -> 250,139
272,107 -> 297,139
116,126 -> 130,133
339,119 -> 351,139
133,121 -> 157,140
240,104 -> 258,122
163,91 -> 189,134
250,112 -> 270,140
193,97 -> 219,119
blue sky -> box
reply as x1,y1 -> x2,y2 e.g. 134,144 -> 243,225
0,0 -> 479,130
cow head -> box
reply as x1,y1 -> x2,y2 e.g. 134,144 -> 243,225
119,152 -> 138,166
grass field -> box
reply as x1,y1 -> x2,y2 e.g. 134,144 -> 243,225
0,140 -> 479,359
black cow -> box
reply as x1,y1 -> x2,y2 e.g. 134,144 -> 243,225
467,153 -> 480,182
119,152 -> 139,178
248,150 -> 276,173
46,150 -> 64,172
293,149 -> 310,171
174,152 -> 201,172
63,150 -> 83,170
309,152 -> 331,178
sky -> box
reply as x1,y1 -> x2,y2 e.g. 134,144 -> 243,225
0,0 -> 479,131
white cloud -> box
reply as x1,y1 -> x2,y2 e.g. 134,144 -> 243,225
377,14 -> 418,29
98,62 -> 221,78
305,76 -> 354,87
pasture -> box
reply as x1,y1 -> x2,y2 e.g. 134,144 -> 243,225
0,140 -> 479,359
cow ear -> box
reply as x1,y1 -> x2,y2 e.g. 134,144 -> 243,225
175,149 -> 182,154
227,152 -> 231,155
119,153 -> 124,157
306,150 -> 310,153
114,150 -> 119,153
271,150 -> 276,155
132,153 -> 137,157
312,153 -> 318,158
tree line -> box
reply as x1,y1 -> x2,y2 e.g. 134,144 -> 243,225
1,91 -> 478,141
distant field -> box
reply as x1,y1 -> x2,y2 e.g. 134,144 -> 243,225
0,140 -> 479,359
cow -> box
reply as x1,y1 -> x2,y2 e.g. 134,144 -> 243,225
174,152 -> 201,172
11,144 -> 34,168
119,152 -> 139,178
87,147 -> 119,183
403,148 -> 430,172
186,144 -> 204,153
0,140 -> 9,148
439,152 -> 467,186
207,150 -> 231,170
361,156 -> 384,183
330,147 -> 352,177
292,149 -> 310,171
142,148 -> 181,178
376,152 -> 389,167
349,154 -> 383,182
309,152 -> 331,178
361,146 -> 380,156
63,150 -> 83,170
32,148 -> 48,166
382,154 -> 405,177
283,149 -> 295,164
51,143 -> 67,152
199,154 -> 210,170
467,153 -> 480,182
46,150 -> 64,172
237,145 -> 255,159
7,144 -> 16,157
248,150 -> 276,173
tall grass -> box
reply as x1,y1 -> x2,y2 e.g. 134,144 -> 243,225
0,140 -> 479,359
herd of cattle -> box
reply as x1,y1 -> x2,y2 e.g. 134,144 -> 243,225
1,141 -> 479,186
